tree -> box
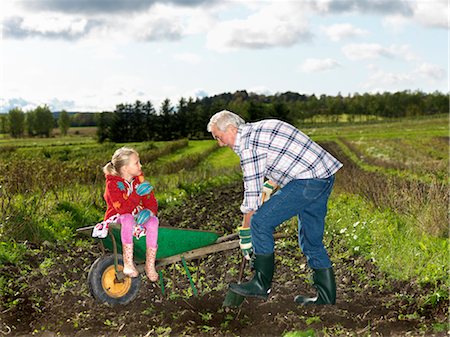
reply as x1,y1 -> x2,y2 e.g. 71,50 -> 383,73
8,108 -> 25,138
159,99 -> 174,140
58,110 -> 70,136
0,115 -> 8,134
96,111 -> 115,143
32,105 -> 54,137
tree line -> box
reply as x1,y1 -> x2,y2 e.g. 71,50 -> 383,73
2,106 -> 70,138
97,90 -> 448,142
0,90 -> 447,141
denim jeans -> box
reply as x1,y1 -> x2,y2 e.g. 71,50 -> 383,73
251,175 -> 335,269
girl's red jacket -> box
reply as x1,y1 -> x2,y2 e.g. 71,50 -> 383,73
103,174 -> 158,220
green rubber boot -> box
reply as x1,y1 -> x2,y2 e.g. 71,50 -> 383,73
229,253 -> 274,299
295,267 -> 336,305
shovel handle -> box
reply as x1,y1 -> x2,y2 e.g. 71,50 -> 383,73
237,257 -> 247,283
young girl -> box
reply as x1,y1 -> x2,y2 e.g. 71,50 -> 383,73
98,147 -> 159,282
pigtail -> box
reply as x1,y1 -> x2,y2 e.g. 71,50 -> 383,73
103,161 -> 119,176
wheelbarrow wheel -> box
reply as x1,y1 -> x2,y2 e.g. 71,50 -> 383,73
88,254 -> 141,305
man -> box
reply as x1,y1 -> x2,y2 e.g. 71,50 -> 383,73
207,110 -> 342,305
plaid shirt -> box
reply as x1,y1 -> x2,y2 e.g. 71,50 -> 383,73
233,119 -> 342,213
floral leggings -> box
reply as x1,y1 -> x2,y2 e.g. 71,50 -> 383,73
118,213 -> 159,248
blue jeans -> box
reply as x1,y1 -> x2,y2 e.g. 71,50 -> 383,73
251,176 -> 335,269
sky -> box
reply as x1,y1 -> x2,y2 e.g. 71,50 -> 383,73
0,0 -> 448,113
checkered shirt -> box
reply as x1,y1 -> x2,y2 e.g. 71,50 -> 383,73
233,119 -> 343,213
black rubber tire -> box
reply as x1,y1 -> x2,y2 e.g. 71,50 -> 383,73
88,254 -> 141,305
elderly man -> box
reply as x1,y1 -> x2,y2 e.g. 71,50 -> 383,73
207,110 -> 342,305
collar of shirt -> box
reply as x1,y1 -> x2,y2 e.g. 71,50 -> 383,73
233,124 -> 243,154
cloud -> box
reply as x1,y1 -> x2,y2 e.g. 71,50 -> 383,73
416,63 -> 446,80
206,3 -> 312,51
412,0 -> 449,29
363,61 -> 446,91
248,86 -> 272,96
300,58 -> 341,73
364,69 -> 414,90
2,15 -> 100,40
0,97 -> 77,113
311,0 -> 414,16
16,0 -> 215,15
3,1 -> 215,42
136,17 -> 184,41
321,23 -> 368,41
342,43 -> 417,61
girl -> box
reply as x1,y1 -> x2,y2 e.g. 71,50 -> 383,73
101,147 -> 159,282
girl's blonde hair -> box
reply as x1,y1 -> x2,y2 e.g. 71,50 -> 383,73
103,147 -> 139,176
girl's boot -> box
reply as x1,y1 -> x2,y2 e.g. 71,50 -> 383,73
145,247 -> 158,282
122,243 -> 139,277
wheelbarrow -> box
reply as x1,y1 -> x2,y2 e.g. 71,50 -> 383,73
77,223 -> 244,305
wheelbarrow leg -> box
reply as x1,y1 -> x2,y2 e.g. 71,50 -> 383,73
181,255 -> 198,297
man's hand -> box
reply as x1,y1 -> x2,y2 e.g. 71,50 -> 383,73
238,226 -> 253,260
136,181 -> 153,196
261,180 -> 277,203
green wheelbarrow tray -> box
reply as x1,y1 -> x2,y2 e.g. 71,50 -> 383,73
104,224 -> 222,262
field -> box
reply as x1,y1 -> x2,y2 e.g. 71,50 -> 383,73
0,115 -> 448,336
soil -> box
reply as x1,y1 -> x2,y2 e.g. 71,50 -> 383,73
0,181 -> 448,337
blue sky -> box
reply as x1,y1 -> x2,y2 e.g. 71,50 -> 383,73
1,0 -> 448,112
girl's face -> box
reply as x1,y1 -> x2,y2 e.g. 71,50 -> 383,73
121,153 -> 142,181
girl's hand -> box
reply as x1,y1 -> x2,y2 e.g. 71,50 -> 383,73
136,181 -> 153,196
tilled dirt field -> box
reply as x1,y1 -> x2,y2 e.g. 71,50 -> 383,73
0,181 -> 448,337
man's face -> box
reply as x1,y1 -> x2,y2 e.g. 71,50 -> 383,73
211,124 -> 237,148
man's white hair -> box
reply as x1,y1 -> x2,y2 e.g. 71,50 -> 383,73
207,110 -> 245,132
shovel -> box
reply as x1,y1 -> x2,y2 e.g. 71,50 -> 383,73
222,256 -> 247,308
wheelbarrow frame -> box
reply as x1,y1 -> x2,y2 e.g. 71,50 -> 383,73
77,224 -> 285,305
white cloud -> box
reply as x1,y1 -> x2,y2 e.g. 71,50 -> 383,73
300,58 -> 341,73
413,0 -> 448,29
416,63 -> 446,80
363,69 -> 414,90
248,86 -> 272,95
342,43 -> 417,61
321,23 -> 368,41
384,0 -> 449,31
309,0 -> 414,16
206,2 -> 312,52
382,15 -> 410,32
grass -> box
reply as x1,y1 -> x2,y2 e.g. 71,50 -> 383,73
304,114 -> 448,142
325,193 -> 448,288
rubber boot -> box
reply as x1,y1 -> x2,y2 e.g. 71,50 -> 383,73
229,253 -> 274,299
122,243 -> 139,277
295,267 -> 336,305
145,246 -> 158,282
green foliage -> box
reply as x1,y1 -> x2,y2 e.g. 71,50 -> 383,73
0,240 -> 28,264
28,105 -> 55,137
326,193 -> 449,299
8,107 -> 25,138
58,110 -> 71,136
283,329 -> 315,337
